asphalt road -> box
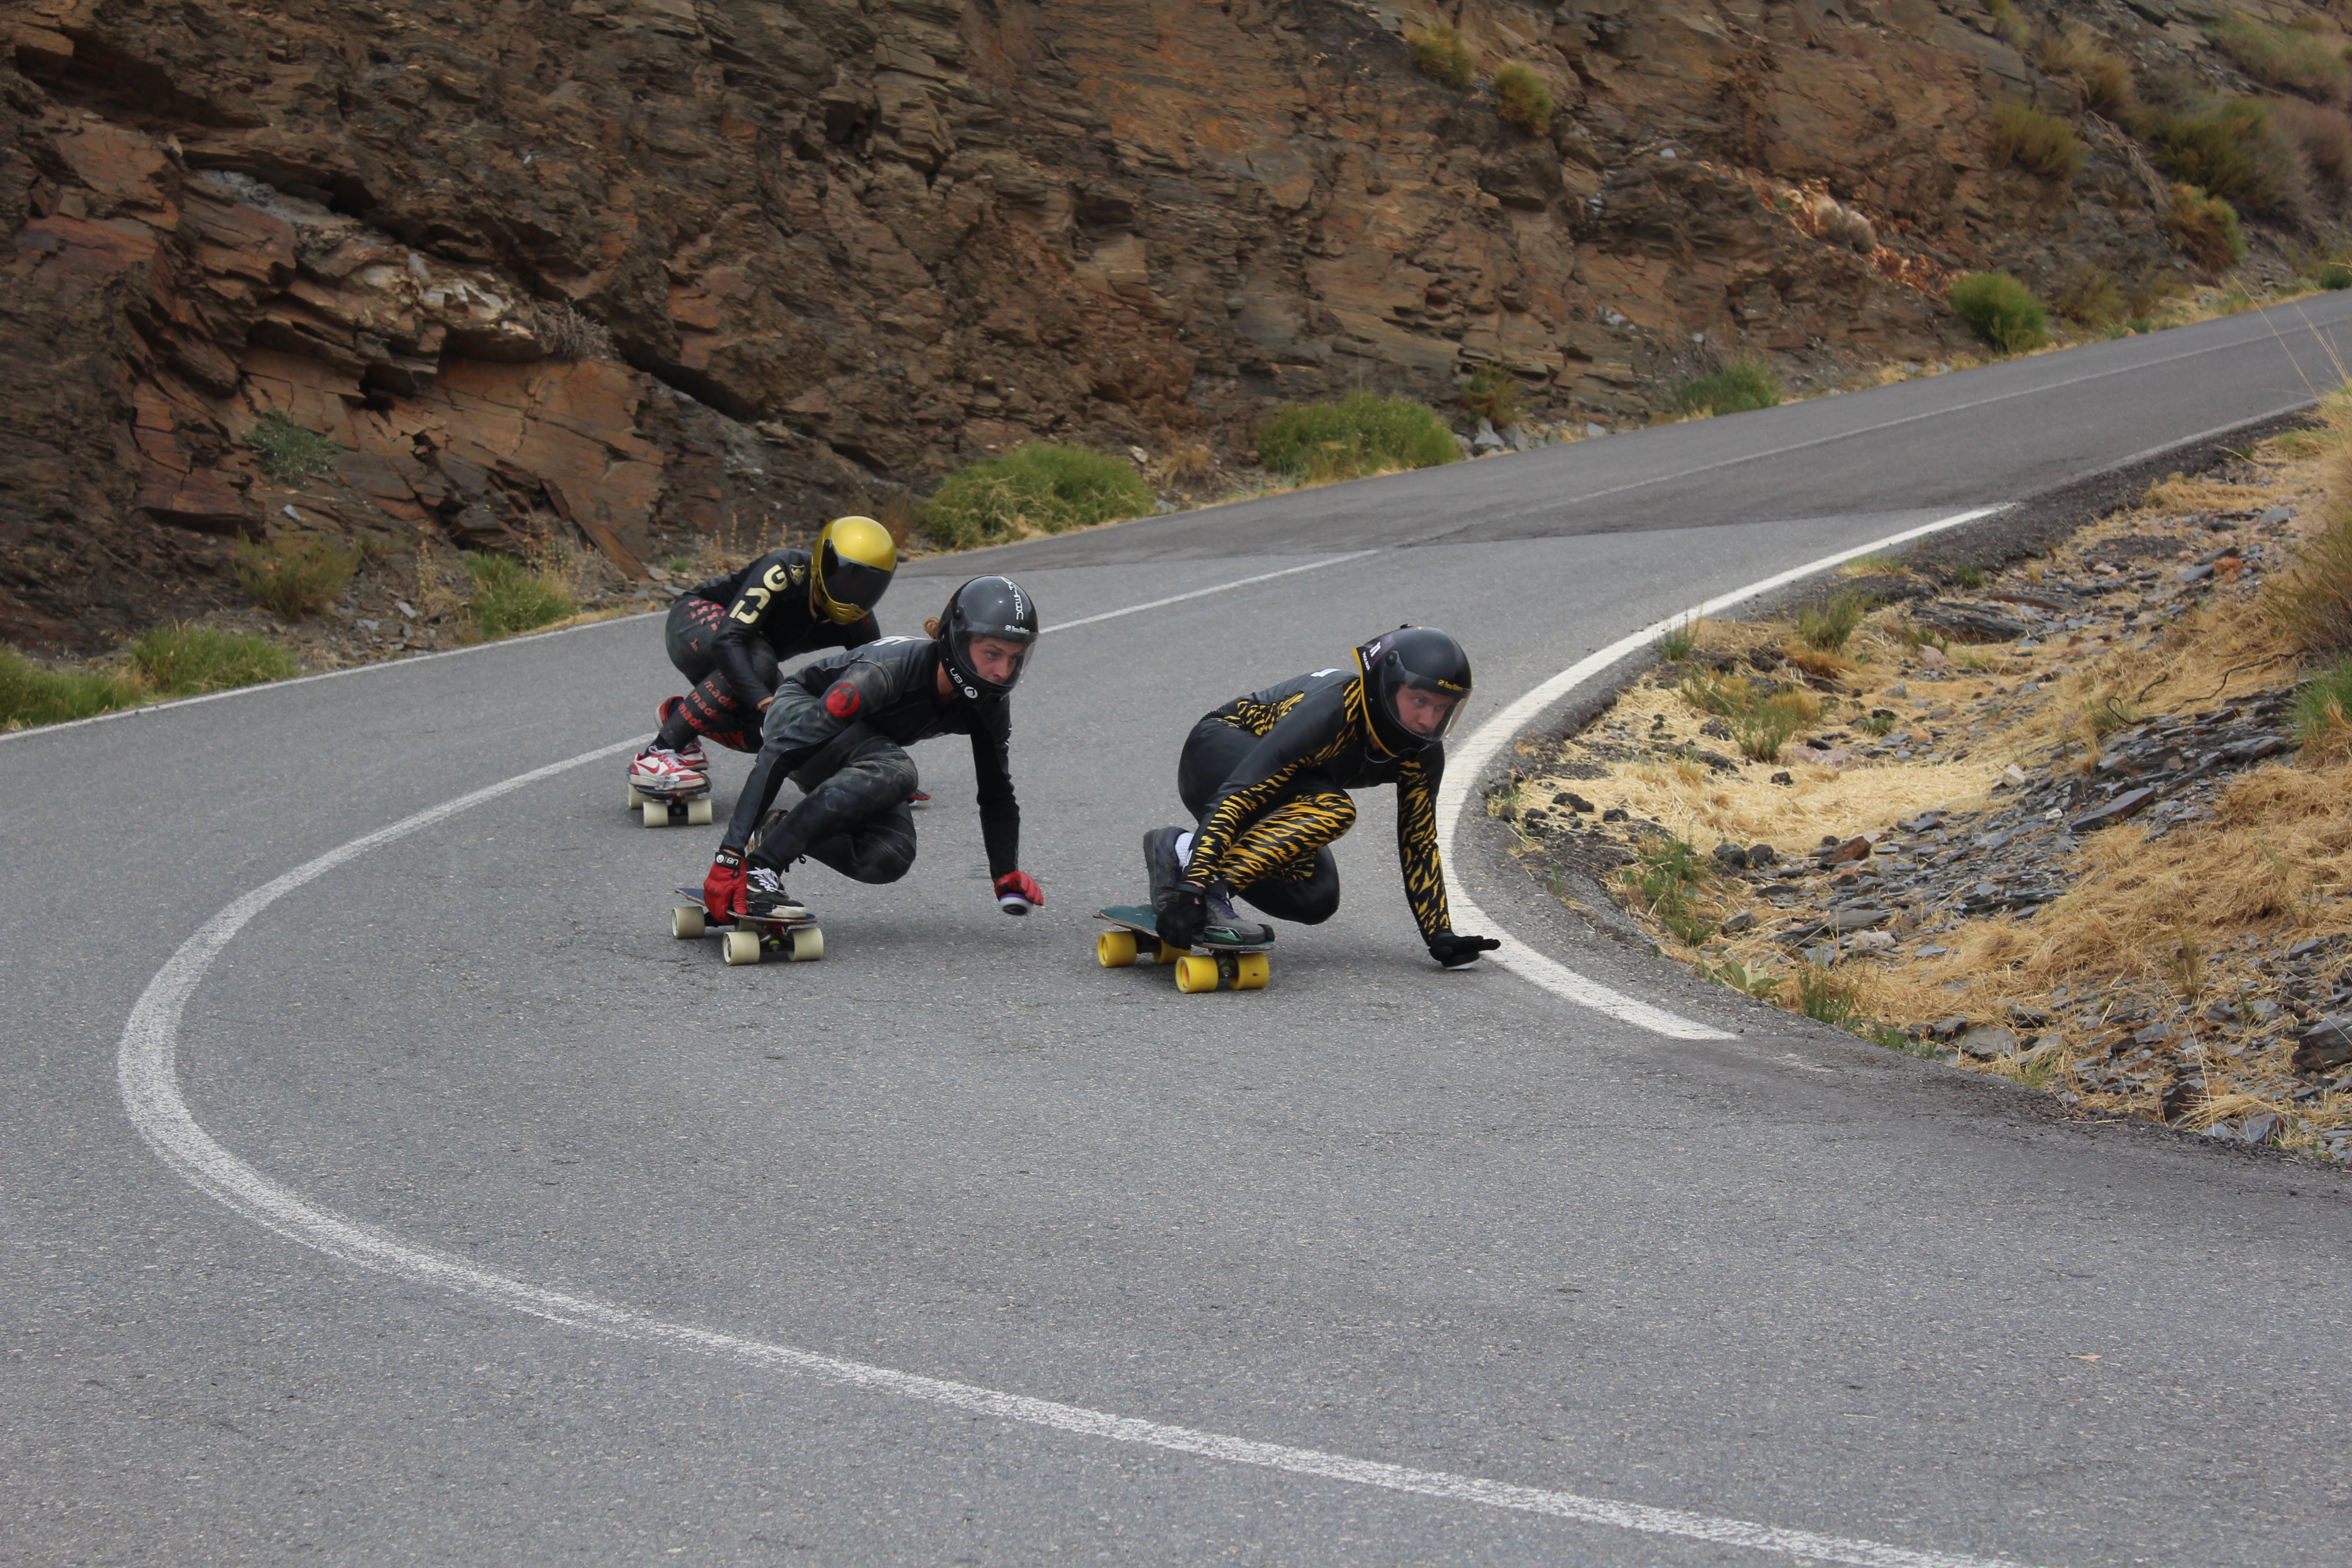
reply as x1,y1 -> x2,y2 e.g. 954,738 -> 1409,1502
8,296 -> 2352,1568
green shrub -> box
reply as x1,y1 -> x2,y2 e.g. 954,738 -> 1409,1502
918,443 -> 1153,549
2167,182 -> 2247,270
1457,364 -> 1526,429
127,623 -> 296,696
2210,15 -> 2352,101
2318,261 -> 2352,289
464,551 -> 577,638
1620,834 -> 1715,946
233,533 -> 360,620
2291,657 -> 2352,747
246,411 -> 342,486
1493,62 -> 1553,135
1254,392 -> 1459,485
1793,960 -> 1862,1027
1795,591 -> 1869,651
2271,505 -> 2352,656
1654,615 -> 1703,662
2052,265 -> 2127,327
1679,671 -> 1822,762
1408,25 -> 1474,89
1948,271 -> 2050,354
0,647 -> 144,729
1953,563 -> 1990,589
1673,358 -> 1781,417
2040,24 -> 2134,116
2149,99 -> 2300,216
1984,0 -> 2028,50
1990,100 -> 2085,181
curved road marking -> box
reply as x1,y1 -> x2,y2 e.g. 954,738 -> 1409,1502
1436,506 -> 2007,1038
113,558 -> 2055,1567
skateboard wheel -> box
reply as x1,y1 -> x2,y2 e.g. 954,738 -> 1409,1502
627,784 -> 645,808
686,797 -> 714,827
1235,952 -> 1270,990
671,905 -> 705,940
642,800 -> 667,828
1174,954 -> 1219,994
722,929 -> 762,965
1155,938 -> 1185,965
788,925 -> 824,962
1098,929 -> 1139,968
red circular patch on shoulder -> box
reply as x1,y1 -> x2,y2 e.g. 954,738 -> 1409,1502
824,682 -> 861,718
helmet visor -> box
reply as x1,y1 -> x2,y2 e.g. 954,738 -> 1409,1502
816,546 -> 893,623
955,629 -> 1034,692
1389,674 -> 1465,742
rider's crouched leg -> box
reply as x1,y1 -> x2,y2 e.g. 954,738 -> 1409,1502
1235,847 -> 1341,925
747,723 -> 919,879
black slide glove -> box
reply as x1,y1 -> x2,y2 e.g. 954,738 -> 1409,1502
1427,931 -> 1501,968
1156,882 -> 1208,950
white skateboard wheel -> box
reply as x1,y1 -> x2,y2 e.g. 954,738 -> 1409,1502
627,784 -> 645,808
671,905 -> 704,940
788,925 -> 824,962
686,797 -> 714,827
642,800 -> 666,828
722,929 -> 762,965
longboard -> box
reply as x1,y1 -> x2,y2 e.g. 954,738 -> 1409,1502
627,778 -> 714,828
671,886 -> 823,965
1094,904 -> 1271,994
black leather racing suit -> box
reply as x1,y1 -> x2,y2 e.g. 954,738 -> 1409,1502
1177,667 -> 1450,936
722,636 -> 1019,887
658,548 -> 882,753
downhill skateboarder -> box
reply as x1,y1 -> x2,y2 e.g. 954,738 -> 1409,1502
629,515 -> 900,795
699,574 -> 1047,926
1144,626 -> 1502,970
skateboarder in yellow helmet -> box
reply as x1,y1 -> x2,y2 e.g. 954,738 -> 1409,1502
631,516 -> 899,794
1145,626 -> 1501,969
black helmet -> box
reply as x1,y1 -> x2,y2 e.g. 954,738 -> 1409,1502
811,514 -> 897,625
1355,626 -> 1471,755
936,575 -> 1039,701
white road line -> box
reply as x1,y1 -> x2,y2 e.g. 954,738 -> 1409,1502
1042,549 -> 1384,632
118,755 -> 2045,1568
1436,506 -> 2009,1038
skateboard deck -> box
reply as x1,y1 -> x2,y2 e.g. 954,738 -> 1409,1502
627,778 -> 713,828
671,886 -> 823,965
1094,904 -> 1271,994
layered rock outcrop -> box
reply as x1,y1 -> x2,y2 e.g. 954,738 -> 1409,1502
0,0 -> 2316,649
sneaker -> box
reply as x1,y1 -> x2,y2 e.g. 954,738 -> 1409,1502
653,696 -> 708,772
1142,825 -> 1186,912
907,789 -> 931,809
742,865 -> 808,921
629,746 -> 708,793
1203,880 -> 1273,946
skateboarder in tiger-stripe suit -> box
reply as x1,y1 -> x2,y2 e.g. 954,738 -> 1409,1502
1143,626 -> 1503,970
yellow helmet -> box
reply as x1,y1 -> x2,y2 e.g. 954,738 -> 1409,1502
810,515 -> 897,624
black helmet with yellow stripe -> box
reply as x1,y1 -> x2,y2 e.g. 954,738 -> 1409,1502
810,515 -> 897,625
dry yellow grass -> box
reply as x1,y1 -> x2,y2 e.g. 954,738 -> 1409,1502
1517,416 -> 2352,1148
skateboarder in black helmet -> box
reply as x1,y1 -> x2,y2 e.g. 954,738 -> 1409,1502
701,574 -> 1045,924
1145,626 -> 1502,969
630,516 -> 899,796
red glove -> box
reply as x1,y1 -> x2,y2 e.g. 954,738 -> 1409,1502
704,848 -> 746,923
994,869 -> 1044,915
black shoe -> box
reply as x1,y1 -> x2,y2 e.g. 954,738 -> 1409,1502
1143,825 -> 1187,912
1203,881 -> 1273,946
742,866 -> 808,921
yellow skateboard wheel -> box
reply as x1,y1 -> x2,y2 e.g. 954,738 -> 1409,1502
1098,929 -> 1139,967
1156,938 -> 1185,965
1174,954 -> 1220,993
1235,952 -> 1270,990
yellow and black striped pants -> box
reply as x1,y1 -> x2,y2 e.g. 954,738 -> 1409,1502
1177,717 -> 1351,925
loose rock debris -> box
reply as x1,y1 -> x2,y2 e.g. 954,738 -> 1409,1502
1496,438 -> 2352,1162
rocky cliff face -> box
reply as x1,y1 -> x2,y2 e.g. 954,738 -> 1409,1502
0,0 -> 2313,649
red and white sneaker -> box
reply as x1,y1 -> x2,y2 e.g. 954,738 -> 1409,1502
907,789 -> 931,809
652,696 -> 709,772
629,746 -> 708,793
